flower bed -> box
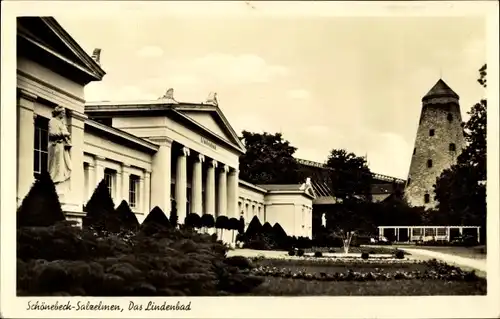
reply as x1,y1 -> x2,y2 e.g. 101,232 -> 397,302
251,255 -> 415,264
246,259 -> 480,282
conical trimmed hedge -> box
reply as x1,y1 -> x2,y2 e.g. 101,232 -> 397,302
115,200 -> 139,231
17,171 -> 65,227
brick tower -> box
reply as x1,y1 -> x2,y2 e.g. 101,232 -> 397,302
405,79 -> 465,209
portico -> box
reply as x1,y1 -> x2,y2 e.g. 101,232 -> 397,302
84,95 -> 245,222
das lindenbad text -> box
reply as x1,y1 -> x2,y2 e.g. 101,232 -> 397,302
26,300 -> 192,312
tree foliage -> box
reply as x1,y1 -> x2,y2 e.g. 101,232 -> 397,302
325,149 -> 373,202
434,64 -> 487,241
239,130 -> 301,184
17,171 -> 65,228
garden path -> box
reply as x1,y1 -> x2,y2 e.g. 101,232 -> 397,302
395,247 -> 487,278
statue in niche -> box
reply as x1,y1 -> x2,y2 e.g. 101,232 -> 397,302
48,105 -> 72,197
321,213 -> 327,228
205,92 -> 218,106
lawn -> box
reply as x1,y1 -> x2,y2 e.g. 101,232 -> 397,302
244,257 -> 486,296
410,245 -> 486,260
248,277 -> 487,296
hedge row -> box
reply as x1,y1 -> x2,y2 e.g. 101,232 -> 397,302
16,172 -> 263,296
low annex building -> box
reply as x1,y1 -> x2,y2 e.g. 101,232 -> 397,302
16,17 -> 314,240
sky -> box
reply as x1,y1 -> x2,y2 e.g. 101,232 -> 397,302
56,6 -> 486,179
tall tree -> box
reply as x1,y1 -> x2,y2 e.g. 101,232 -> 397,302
239,130 -> 300,184
434,64 -> 487,236
325,149 -> 373,202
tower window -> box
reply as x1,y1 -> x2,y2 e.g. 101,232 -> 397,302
429,129 -> 435,137
413,148 -> 416,155
427,159 -> 433,168
447,113 -> 453,122
424,194 -> 430,203
449,143 -> 456,152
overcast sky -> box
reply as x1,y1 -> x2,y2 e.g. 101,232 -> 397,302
56,8 -> 486,179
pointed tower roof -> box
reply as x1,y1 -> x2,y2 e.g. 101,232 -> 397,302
422,79 -> 459,102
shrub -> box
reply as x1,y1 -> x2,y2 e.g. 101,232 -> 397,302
224,256 -> 254,269
361,252 -> 369,260
17,171 -> 65,228
288,250 -> 296,256
17,219 -> 263,296
243,235 -> 273,250
394,250 -> 405,259
170,201 -> 178,228
228,217 -> 240,242
297,249 -> 305,257
215,215 -> 229,238
314,251 -> 323,258
115,200 -> 139,231
245,216 -> 263,239
238,216 -> 245,235
185,213 -> 202,229
142,206 -> 171,232
201,214 -> 215,230
83,179 -> 118,233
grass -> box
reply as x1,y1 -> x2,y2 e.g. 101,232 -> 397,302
247,257 -> 486,296
411,245 -> 486,260
247,277 -> 487,296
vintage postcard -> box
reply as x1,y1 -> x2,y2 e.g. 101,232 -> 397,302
1,1 -> 499,318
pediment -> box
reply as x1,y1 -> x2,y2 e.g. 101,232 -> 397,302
178,110 -> 233,142
17,17 -> 104,81
176,108 -> 244,152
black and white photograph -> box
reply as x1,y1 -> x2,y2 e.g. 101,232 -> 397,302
1,1 -> 499,318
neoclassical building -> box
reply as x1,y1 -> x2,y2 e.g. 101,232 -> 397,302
16,17 -> 314,240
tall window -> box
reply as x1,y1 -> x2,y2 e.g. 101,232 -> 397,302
449,143 -> 456,152
129,175 -> 140,208
424,194 -> 430,203
413,148 -> 416,155
407,178 -> 411,186
33,115 -> 49,178
429,129 -> 435,137
104,168 -> 116,198
447,113 -> 453,122
427,159 -> 433,168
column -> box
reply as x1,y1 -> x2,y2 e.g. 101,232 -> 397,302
17,89 -> 36,206
143,170 -> 151,214
120,164 -> 130,205
85,163 -> 96,203
94,156 -> 106,189
217,164 -> 228,216
477,227 -> 480,243
139,175 -> 145,213
459,227 -> 463,235
150,138 -> 172,214
191,154 -> 204,215
227,168 -> 239,218
175,146 -> 189,223
204,159 -> 217,215
66,110 -> 87,212
379,227 -> 383,239
396,228 -> 400,242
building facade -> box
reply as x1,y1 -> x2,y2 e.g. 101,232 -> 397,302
16,17 -> 313,240
404,79 -> 465,208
